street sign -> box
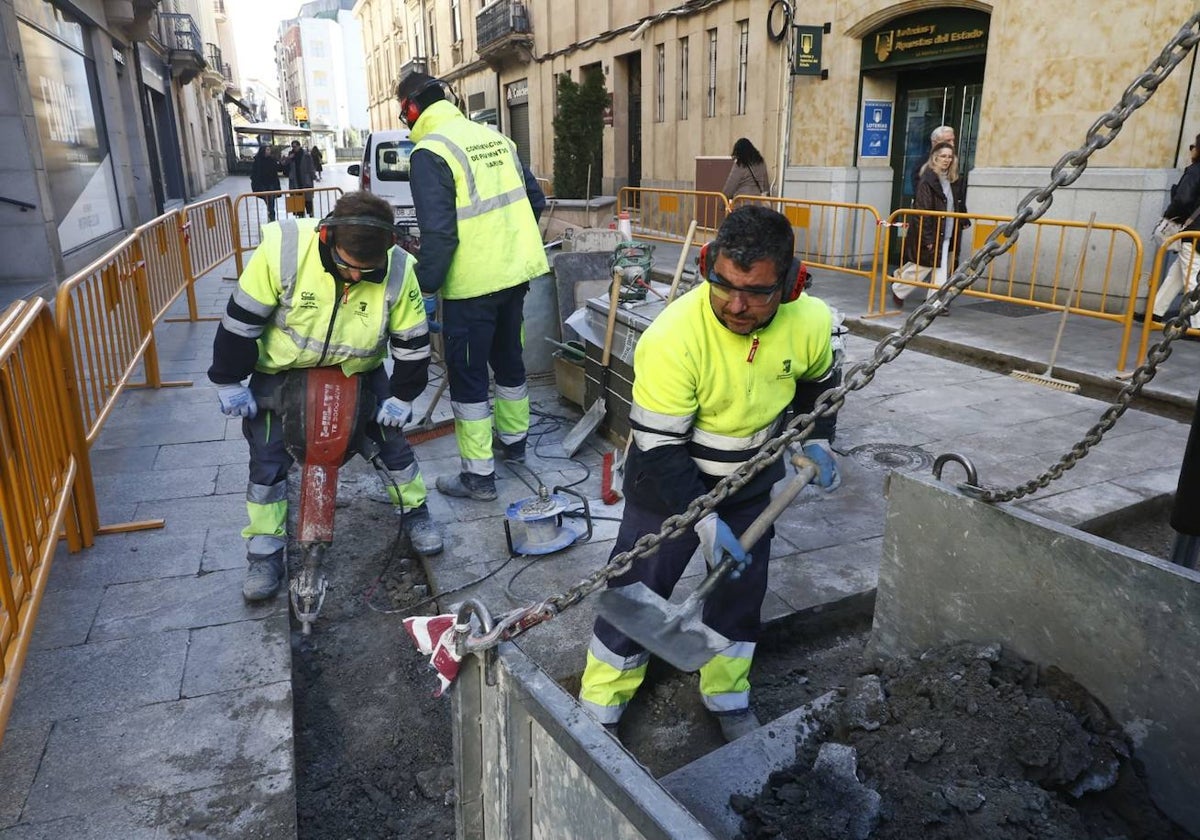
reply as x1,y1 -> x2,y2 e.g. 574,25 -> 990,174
293,105 -> 308,122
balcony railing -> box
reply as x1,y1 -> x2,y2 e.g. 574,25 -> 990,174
160,13 -> 202,55
205,44 -> 224,75
160,13 -> 205,83
476,0 -> 531,52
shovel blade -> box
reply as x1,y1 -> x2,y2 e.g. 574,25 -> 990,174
561,397 -> 606,456
596,583 -> 731,672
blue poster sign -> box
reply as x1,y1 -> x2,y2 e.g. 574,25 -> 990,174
860,101 -> 892,158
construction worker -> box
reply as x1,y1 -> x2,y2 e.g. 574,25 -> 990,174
208,190 -> 444,602
578,205 -> 841,742
395,72 -> 549,502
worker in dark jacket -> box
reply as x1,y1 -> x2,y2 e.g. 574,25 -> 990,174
396,72 -> 548,502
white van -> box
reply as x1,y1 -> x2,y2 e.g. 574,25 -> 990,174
347,129 -> 417,228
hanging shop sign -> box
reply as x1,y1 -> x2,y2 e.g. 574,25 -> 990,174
505,78 -> 529,107
860,101 -> 892,158
862,9 -> 989,71
793,24 -> 825,76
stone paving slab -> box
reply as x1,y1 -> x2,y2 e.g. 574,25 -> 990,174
182,619 -> 291,698
21,682 -> 293,824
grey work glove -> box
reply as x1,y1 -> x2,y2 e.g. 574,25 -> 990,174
375,397 -> 412,428
217,383 -> 257,419
694,512 -> 751,579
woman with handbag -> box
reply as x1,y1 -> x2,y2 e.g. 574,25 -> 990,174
892,141 -> 969,310
1150,134 -> 1200,330
721,138 -> 771,199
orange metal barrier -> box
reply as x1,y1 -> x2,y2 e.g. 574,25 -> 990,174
233,187 -> 344,275
617,187 -> 730,244
55,233 -> 185,535
536,177 -> 553,198
170,195 -> 236,321
876,209 -> 1143,371
0,298 -> 88,740
137,209 -> 191,322
732,194 -> 883,299
1134,231 -> 1200,364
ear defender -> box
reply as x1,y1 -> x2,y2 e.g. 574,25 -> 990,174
400,97 -> 422,128
698,242 -> 808,303
317,215 -> 402,247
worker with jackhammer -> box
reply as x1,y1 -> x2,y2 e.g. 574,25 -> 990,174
579,205 -> 842,742
208,190 -> 444,602
395,72 -> 548,502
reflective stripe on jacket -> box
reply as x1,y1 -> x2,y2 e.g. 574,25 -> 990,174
410,100 -> 548,299
221,219 -> 429,376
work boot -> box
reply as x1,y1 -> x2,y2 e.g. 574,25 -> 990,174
403,504 -> 444,555
435,471 -> 498,501
242,552 -> 285,602
717,709 -> 761,743
500,440 -> 526,465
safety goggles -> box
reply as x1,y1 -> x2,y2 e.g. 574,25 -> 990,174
706,265 -> 782,301
331,249 -> 388,282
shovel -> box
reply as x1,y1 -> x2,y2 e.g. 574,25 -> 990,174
596,454 -> 819,671
561,268 -> 623,456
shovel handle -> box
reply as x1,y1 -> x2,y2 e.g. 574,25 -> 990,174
692,457 -> 819,601
601,268 -> 623,368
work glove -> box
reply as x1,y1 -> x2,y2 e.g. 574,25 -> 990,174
422,294 -> 441,333
217,383 -> 257,419
375,396 -> 412,428
695,513 -> 751,579
802,440 -> 841,493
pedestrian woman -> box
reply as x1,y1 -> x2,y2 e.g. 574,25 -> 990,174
310,146 -> 324,182
721,138 -> 771,199
1150,133 -> 1200,331
250,145 -> 281,222
893,141 -> 968,309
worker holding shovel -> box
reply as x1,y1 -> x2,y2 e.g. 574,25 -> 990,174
578,206 -> 842,742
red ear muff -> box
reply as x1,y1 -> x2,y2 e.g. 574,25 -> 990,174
698,242 -> 712,278
782,258 -> 808,303
400,98 -> 421,128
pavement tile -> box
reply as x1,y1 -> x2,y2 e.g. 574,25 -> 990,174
201,528 -> 249,573
24,585 -> 102,651
89,569 -> 280,643
47,532 -> 203,592
85,445 -> 158,475
769,538 -> 883,613
7,631 -> 187,726
214,462 -> 250,495
183,617 -> 291,698
90,414 -> 228,450
134,493 -> 249,536
21,682 -> 292,823
156,772 -> 295,839
153,439 -> 247,470
0,724 -> 51,828
92,465 -> 218,505
0,801 -> 160,839
1021,481 -> 1148,526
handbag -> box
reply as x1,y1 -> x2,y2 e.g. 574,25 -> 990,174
1153,204 -> 1200,252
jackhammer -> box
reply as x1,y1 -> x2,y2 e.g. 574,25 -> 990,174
279,366 -> 385,633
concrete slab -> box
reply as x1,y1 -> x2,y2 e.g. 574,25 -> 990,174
21,682 -> 293,823
92,465 -> 218,505
23,585 -> 102,651
156,771 -> 295,838
0,724 -> 51,827
0,801 -> 161,839
7,631 -> 187,726
46,532 -> 204,592
182,618 -> 291,698
89,569 -> 281,643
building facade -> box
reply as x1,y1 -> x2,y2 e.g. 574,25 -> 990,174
353,0 -> 1199,246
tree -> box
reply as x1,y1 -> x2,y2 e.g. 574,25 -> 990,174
552,67 -> 607,198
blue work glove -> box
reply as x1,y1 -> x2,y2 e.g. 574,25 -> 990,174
695,513 -> 751,579
802,440 -> 841,492
375,396 -> 412,428
422,294 -> 441,333
217,383 -> 257,419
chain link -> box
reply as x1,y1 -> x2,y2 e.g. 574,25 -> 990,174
465,13 -> 1200,650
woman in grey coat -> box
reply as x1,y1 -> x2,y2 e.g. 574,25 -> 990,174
721,138 -> 771,199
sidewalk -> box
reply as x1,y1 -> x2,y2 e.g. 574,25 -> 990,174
0,183 -> 1193,837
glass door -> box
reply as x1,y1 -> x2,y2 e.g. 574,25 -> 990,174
897,85 -> 952,209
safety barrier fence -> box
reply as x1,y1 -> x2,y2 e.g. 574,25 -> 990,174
0,299 -> 87,739
1134,230 -> 1200,365
233,187 -> 344,275
875,209 -> 1144,371
535,176 -> 553,198
170,196 -> 235,321
732,194 -> 883,300
616,187 -> 730,245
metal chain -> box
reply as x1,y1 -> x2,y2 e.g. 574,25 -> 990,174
464,13 -> 1200,651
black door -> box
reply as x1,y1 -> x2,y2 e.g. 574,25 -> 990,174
627,53 -> 641,190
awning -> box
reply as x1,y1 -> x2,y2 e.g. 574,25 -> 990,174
223,90 -> 255,120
